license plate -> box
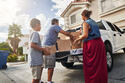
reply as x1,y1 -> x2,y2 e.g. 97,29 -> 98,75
70,48 -> 83,55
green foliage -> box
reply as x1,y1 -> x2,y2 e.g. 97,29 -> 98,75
8,23 -> 23,38
7,54 -> 18,62
17,47 -> 23,55
19,55 -> 25,61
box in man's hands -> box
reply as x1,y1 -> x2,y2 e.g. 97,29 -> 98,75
70,32 -> 83,49
43,45 -> 56,55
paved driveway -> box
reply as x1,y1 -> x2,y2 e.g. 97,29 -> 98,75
0,51 -> 125,83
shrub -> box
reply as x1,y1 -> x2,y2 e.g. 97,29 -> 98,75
17,47 -> 23,55
7,54 -> 18,62
19,55 -> 25,61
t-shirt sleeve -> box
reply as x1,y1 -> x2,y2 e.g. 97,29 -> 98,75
30,32 -> 39,44
54,26 -> 62,33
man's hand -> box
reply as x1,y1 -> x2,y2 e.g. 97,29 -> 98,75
73,36 -> 82,45
73,38 -> 80,45
70,35 -> 77,41
70,35 -> 77,44
60,30 -> 71,37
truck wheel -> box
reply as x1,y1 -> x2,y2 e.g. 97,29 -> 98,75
2,64 -> 7,69
105,44 -> 113,72
123,48 -> 125,53
61,61 -> 74,68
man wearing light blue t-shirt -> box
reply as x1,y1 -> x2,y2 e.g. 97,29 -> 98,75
42,18 -> 74,83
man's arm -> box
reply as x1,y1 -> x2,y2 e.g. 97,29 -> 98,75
54,26 -> 74,39
31,42 -> 43,51
60,30 -> 76,41
59,30 -> 72,37
73,22 -> 89,44
31,43 -> 51,55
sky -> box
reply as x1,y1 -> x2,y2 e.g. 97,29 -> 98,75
0,0 -> 74,42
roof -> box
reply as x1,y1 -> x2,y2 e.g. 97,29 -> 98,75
61,1 -> 90,17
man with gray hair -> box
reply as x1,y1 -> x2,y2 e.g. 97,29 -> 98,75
42,18 -> 73,83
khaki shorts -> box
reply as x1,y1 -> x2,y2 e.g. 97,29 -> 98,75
30,66 -> 43,80
43,54 -> 56,68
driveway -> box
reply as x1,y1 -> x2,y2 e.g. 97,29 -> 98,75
0,51 -> 125,83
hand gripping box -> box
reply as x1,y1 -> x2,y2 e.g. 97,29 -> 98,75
57,32 -> 83,52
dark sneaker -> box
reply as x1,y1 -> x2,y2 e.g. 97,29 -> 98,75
51,82 -> 54,83
45,81 -> 54,83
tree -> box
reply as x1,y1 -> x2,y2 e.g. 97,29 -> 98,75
8,23 -> 23,54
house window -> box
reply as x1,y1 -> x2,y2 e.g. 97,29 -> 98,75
100,0 -> 114,12
71,14 -> 76,24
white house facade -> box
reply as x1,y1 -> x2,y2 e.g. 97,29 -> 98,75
61,0 -> 125,30
61,0 -> 90,30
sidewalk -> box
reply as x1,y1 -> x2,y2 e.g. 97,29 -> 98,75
7,62 -> 26,66
0,62 -> 32,83
0,70 -> 15,83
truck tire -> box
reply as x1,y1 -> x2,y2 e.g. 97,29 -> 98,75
105,44 -> 113,72
61,57 -> 74,68
61,62 -> 74,68
123,48 -> 125,53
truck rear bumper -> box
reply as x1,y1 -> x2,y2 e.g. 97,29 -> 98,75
55,48 -> 83,62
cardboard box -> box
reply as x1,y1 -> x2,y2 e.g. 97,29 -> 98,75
70,32 -> 81,37
57,39 -> 83,52
43,45 -> 57,55
57,39 -> 72,51
70,32 -> 83,49
56,32 -> 83,52
71,40 -> 83,49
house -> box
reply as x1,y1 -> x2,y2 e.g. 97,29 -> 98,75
98,0 -> 125,28
60,0 -> 125,30
19,34 -> 29,54
61,0 -> 90,30
58,0 -> 90,39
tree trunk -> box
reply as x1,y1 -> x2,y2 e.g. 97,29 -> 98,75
10,37 -> 20,55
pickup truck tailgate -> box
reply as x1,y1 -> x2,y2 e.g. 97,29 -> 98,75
56,48 -> 83,59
